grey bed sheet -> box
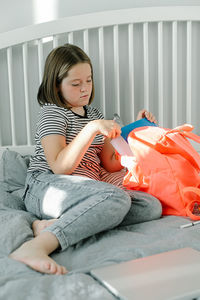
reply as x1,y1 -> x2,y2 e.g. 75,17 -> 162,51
0,150 -> 200,300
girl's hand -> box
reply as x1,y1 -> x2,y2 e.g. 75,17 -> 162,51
90,119 -> 121,139
136,109 -> 157,123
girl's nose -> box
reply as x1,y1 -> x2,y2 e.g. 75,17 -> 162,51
80,83 -> 87,92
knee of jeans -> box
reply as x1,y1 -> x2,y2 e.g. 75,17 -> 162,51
148,196 -> 162,219
108,187 -> 131,219
130,191 -> 162,219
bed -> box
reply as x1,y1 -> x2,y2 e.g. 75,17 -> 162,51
0,6 -> 200,299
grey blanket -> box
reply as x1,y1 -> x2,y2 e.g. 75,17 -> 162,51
0,150 -> 200,299
1,189 -> 200,300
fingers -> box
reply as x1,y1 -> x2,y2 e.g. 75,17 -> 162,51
136,109 -> 145,121
107,121 -> 121,139
144,111 -> 157,123
136,109 -> 157,123
98,120 -> 121,139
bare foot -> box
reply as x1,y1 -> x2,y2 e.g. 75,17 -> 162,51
9,233 -> 67,275
32,219 -> 57,237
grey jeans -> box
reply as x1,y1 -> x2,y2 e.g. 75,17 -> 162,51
23,171 -> 162,250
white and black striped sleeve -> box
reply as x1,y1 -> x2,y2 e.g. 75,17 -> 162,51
37,106 -> 67,140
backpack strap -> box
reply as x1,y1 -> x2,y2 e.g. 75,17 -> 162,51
163,125 -> 200,171
168,124 -> 200,143
129,124 -> 200,171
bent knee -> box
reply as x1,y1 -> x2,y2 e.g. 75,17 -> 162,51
112,186 -> 131,205
143,193 -> 162,220
150,196 -> 162,219
107,187 -> 131,222
128,190 -> 162,221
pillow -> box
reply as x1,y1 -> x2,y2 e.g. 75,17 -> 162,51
0,149 -> 30,195
0,149 -> 37,222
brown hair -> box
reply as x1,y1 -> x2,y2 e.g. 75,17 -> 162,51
37,44 -> 94,107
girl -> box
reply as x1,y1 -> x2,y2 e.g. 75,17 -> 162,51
10,44 -> 161,275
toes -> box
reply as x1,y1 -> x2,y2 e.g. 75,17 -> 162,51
55,265 -> 63,275
43,261 -> 57,274
42,261 -> 67,275
55,264 -> 67,275
60,265 -> 67,275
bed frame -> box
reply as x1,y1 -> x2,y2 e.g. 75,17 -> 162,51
0,6 -> 200,156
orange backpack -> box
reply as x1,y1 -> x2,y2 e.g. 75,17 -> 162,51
120,124 -> 200,220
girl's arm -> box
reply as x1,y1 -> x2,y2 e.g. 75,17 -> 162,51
41,119 -> 121,175
99,138 -> 123,172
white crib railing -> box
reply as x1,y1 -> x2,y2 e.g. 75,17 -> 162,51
0,6 -> 200,153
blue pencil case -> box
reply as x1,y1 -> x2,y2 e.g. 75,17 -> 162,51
121,118 -> 157,141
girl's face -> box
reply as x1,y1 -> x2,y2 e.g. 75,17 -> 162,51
59,63 -> 92,114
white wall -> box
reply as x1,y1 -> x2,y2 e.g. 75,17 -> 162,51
1,0 -> 200,33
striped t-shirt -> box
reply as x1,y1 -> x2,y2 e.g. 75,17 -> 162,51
28,104 -> 105,181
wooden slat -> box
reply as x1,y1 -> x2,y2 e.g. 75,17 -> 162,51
37,39 -> 43,84
68,32 -> 74,44
83,29 -> 89,55
172,21 -> 178,127
22,42 -> 31,145
98,27 -> 106,117
53,35 -> 59,48
128,23 -> 135,120
186,21 -> 192,124
113,25 -> 120,115
143,22 -> 149,110
158,22 -> 164,126
7,47 -> 16,146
